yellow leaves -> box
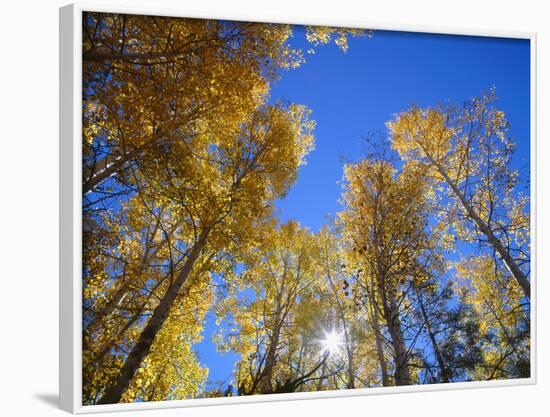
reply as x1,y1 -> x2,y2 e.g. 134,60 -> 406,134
83,124 -> 101,145
494,110 -> 506,125
456,255 -> 523,330
83,101 -> 108,145
387,91 -> 530,305
82,12 -> 530,398
388,107 -> 453,163
118,278 -> 213,402
439,231 -> 456,252
305,27 -> 367,53
306,26 -> 333,47
288,104 -> 316,165
82,14 -> 379,402
228,103 -> 315,201
338,151 -> 442,317
507,194 -> 530,248
83,273 -> 109,301
214,221 -> 336,391
455,254 -> 528,381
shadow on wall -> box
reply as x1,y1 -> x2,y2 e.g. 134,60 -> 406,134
34,393 -> 59,409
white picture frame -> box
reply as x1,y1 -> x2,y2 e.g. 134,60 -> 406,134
60,2 -> 537,413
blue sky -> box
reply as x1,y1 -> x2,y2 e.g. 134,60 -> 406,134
195,27 -> 531,387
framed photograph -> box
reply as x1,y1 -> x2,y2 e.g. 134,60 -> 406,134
60,2 -> 536,413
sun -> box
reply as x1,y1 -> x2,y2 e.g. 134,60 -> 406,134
320,329 -> 343,356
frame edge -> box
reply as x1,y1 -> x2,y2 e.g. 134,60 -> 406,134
62,3 -> 537,413
60,3 -> 78,414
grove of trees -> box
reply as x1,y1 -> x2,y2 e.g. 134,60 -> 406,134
81,12 -> 530,405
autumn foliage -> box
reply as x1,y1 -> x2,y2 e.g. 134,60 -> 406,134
81,12 -> 530,405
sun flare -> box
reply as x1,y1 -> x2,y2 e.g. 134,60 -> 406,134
320,329 -> 343,356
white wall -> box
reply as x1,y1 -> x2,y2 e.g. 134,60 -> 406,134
1,0 -> 547,416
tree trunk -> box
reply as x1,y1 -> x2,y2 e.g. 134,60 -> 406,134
84,228 -> 165,350
83,39 -> 216,64
323,263 -> 355,388
83,147 -> 142,195
84,284 -> 128,345
346,346 -> 355,389
417,292 -> 450,383
84,50 -> 189,63
92,309 -> 140,366
428,154 -> 530,299
372,237 -> 410,386
368,284 -> 390,386
384,298 -> 411,386
97,230 -> 209,404
258,318 -> 283,394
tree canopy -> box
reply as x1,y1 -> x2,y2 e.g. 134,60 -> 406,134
82,12 -> 530,405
